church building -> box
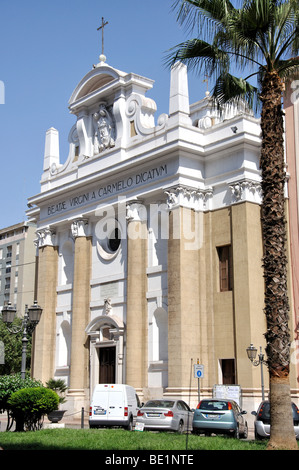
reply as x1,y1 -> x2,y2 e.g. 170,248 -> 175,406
27,50 -> 299,416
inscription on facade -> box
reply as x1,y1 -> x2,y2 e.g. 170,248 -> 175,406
46,164 -> 168,217
100,282 -> 119,299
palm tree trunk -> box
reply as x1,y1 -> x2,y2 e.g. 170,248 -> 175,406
260,71 -> 297,450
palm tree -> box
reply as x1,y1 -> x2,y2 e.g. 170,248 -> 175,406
167,0 -> 299,450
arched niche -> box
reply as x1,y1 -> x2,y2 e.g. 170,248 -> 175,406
85,315 -> 125,391
148,307 -> 168,389
57,320 -> 71,368
59,240 -> 74,285
152,307 -> 168,362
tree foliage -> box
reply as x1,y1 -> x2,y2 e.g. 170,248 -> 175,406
167,0 -> 299,111
0,317 -> 32,375
0,373 -> 42,430
8,387 -> 59,431
46,378 -> 68,404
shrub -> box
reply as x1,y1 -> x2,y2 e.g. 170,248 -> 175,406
46,378 -> 68,405
0,374 -> 42,430
8,387 -> 59,431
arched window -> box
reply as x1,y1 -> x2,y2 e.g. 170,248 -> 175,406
60,241 -> 73,285
57,320 -> 71,367
152,307 -> 168,362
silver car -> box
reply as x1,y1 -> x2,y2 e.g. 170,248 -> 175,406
192,399 -> 248,438
136,399 -> 193,433
252,401 -> 299,440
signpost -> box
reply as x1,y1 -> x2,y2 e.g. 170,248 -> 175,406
194,363 -> 204,403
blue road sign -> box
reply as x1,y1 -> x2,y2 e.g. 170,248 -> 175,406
194,364 -> 204,379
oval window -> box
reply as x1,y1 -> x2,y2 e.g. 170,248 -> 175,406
108,228 -> 121,253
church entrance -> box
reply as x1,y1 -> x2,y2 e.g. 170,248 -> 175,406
86,315 -> 124,392
98,346 -> 116,383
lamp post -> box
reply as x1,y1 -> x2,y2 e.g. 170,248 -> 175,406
2,301 -> 42,379
246,343 -> 267,401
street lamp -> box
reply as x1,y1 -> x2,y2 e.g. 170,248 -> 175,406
246,343 -> 267,401
2,301 -> 42,379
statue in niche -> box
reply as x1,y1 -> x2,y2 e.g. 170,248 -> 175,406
93,104 -> 115,154
104,298 -> 112,315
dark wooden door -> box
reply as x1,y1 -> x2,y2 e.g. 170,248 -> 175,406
99,347 -> 116,383
222,359 -> 236,385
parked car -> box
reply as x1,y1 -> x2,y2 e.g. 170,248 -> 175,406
252,400 -> 299,440
89,384 -> 140,430
192,398 -> 248,438
136,399 -> 193,433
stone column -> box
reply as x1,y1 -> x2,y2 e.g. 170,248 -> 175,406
165,187 -> 201,393
230,202 -> 266,387
68,219 -> 92,410
126,202 -> 148,391
33,228 -> 58,384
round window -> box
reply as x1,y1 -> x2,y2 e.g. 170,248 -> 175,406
108,228 -> 121,253
96,218 -> 122,261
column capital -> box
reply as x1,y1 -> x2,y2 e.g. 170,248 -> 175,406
71,218 -> 90,238
35,227 -> 56,247
229,179 -> 262,204
126,200 -> 147,222
164,186 -> 213,211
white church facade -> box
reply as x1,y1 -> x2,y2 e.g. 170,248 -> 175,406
27,54 -> 299,416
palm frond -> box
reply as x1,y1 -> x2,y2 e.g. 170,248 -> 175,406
168,0 -> 299,114
212,72 -> 260,113
172,0 -> 237,41
165,38 -> 228,77
277,57 -> 299,80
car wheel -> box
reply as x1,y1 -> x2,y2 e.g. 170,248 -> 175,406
178,420 -> 184,434
254,429 -> 263,440
126,416 -> 133,431
241,423 -> 248,439
234,425 -> 240,439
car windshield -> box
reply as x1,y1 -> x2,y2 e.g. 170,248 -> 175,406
198,400 -> 231,411
144,400 -> 175,408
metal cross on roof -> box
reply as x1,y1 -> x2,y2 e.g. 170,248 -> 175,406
203,75 -> 210,93
97,17 -> 109,56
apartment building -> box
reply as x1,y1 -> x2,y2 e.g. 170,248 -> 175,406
0,222 -> 37,314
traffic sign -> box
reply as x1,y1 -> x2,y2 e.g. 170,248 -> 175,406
194,364 -> 204,379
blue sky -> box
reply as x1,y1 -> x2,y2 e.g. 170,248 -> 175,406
0,0 -> 210,229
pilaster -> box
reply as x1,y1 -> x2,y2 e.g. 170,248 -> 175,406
33,228 -> 58,383
165,188 -> 200,393
126,202 -> 148,390
230,202 -> 266,388
68,219 -> 92,409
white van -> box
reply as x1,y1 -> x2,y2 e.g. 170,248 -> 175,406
89,384 -> 141,430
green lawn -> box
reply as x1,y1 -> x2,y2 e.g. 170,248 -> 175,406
0,428 -> 268,451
